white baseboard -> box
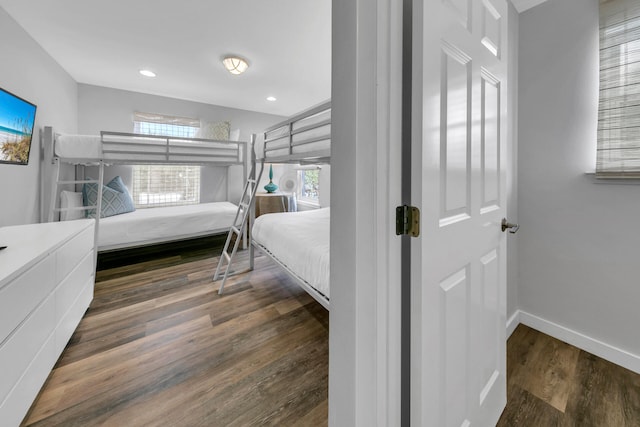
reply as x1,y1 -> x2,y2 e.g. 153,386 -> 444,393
509,310 -> 640,375
506,310 -> 520,339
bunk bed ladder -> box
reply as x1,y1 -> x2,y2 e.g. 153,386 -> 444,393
47,155 -> 104,270
214,160 -> 264,294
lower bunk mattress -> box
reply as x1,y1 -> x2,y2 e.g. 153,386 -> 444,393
98,201 -> 238,251
251,207 -> 330,301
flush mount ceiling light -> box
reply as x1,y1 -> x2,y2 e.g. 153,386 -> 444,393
139,69 -> 156,78
222,56 -> 249,75
266,96 -> 277,102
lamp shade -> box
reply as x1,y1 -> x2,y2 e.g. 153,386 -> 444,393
222,56 -> 249,75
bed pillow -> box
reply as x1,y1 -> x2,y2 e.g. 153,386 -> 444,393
60,191 -> 84,221
197,121 -> 230,140
83,176 -> 135,218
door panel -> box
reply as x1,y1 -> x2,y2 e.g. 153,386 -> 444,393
411,0 -> 509,425
443,0 -> 471,30
441,43 -> 471,222
481,0 -> 502,57
481,70 -> 500,212
439,266 -> 471,427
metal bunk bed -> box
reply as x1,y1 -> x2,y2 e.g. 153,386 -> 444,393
42,126 -> 248,268
214,100 -> 331,309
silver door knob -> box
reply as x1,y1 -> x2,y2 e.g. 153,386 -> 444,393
501,218 -> 519,234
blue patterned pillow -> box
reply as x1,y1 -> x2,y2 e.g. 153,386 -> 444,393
83,176 -> 135,218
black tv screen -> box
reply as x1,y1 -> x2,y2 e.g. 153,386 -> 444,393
0,87 -> 37,165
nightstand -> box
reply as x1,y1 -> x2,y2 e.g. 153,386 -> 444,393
255,193 -> 289,217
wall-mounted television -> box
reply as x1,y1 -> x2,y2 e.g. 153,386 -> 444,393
0,87 -> 37,166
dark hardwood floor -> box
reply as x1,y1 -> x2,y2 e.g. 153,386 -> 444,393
22,239 -> 328,426
497,324 -> 640,426
21,238 -> 640,426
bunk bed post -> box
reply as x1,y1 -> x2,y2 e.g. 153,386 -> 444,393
249,134 -> 257,270
242,135 -> 253,249
288,122 -> 293,157
243,137 -> 249,189
47,161 -> 60,223
92,161 -> 104,270
41,127 -> 53,222
42,127 -> 54,223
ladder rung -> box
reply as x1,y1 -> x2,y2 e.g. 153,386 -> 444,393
247,179 -> 257,184
223,252 -> 231,262
231,226 -> 241,235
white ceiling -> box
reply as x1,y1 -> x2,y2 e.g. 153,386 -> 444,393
0,0 -> 331,117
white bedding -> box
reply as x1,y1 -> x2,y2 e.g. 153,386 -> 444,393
55,134 -> 103,159
252,208 -> 330,299
98,202 -> 238,250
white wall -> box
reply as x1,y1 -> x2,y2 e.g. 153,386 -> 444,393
77,84 -> 284,204
519,0 -> 640,365
0,7 -> 78,227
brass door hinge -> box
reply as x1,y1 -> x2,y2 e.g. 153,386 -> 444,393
396,205 -> 420,237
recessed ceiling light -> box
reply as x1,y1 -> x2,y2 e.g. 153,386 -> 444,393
139,69 -> 156,78
222,56 -> 249,75
266,96 -> 277,102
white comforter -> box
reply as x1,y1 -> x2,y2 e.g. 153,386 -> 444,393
98,202 -> 238,250
252,208 -> 330,299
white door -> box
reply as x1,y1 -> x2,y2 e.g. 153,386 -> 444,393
410,0 -> 509,425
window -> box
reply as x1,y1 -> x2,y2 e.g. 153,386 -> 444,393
132,112 -> 201,208
597,0 -> 640,177
133,111 -> 199,138
299,168 -> 320,205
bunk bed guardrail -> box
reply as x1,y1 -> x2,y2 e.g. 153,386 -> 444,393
99,131 -> 245,165
262,100 -> 331,164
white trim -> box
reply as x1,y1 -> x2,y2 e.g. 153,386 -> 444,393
513,310 -> 640,374
506,310 -> 521,338
511,0 -> 549,13
584,172 -> 640,185
330,0 -> 402,425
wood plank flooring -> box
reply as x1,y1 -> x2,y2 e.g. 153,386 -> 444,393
497,324 -> 640,426
21,237 -> 640,426
22,240 -> 328,427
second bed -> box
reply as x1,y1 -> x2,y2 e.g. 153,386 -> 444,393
251,207 -> 330,308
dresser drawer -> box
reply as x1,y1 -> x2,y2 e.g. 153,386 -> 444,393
0,292 -> 55,404
55,251 -> 94,323
0,255 -> 55,344
56,280 -> 93,356
56,225 -> 93,284
0,331 -> 57,427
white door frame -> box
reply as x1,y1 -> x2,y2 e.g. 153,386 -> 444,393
329,0 -> 403,425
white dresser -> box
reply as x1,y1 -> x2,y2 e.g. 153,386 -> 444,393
0,219 -> 95,426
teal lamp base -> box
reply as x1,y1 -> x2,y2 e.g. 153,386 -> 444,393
264,164 -> 278,193
264,180 -> 278,193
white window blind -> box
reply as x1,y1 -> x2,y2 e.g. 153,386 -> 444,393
132,112 -> 201,208
133,111 -> 200,138
597,0 -> 640,177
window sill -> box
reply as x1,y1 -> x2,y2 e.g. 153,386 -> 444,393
584,172 -> 640,185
